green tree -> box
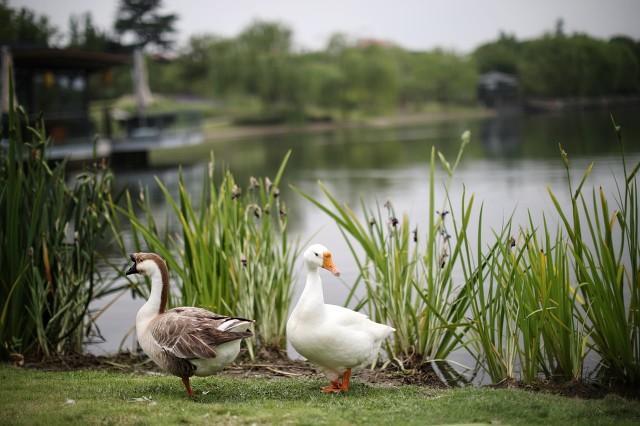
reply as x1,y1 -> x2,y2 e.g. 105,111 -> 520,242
474,29 -> 640,98
0,0 -> 57,46
399,49 -> 477,107
237,21 -> 294,104
114,0 -> 178,51
473,32 -> 520,75
68,12 -> 117,51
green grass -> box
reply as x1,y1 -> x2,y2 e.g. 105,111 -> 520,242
1,366 -> 639,425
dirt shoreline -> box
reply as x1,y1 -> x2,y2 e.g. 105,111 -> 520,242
13,352 -> 639,400
202,109 -> 495,143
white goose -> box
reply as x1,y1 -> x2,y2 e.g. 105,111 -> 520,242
126,252 -> 253,397
287,244 -> 395,393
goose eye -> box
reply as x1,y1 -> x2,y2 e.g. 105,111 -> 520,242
313,252 -> 319,257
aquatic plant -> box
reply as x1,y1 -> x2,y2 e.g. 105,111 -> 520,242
446,123 -> 637,385
295,132 -> 475,368
118,151 -> 297,353
462,217 -> 588,384
0,82 -> 116,357
297,125 -> 638,386
548,122 -> 639,385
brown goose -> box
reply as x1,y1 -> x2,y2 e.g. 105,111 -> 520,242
126,252 -> 253,397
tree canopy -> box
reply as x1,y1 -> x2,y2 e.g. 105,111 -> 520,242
474,29 -> 640,97
68,12 -> 121,51
0,0 -> 57,46
3,0 -> 639,121
114,0 -> 178,51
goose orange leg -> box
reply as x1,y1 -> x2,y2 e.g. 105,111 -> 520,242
182,377 -> 194,397
321,379 -> 341,393
340,369 -> 352,392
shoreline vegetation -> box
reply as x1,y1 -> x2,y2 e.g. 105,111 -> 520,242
3,103 -> 640,387
204,107 -> 496,141
202,107 -> 495,142
145,106 -> 494,165
144,107 -> 496,167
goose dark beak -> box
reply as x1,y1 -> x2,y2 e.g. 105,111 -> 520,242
125,263 -> 137,275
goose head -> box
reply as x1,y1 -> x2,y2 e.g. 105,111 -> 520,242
126,252 -> 167,277
304,244 -> 340,276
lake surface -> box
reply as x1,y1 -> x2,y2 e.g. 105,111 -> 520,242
90,107 -> 640,380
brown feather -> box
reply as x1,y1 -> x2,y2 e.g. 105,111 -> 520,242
149,307 -> 253,360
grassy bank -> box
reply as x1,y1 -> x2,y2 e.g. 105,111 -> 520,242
1,366 -> 639,425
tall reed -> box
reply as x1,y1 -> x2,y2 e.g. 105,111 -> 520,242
0,81 -> 115,357
548,125 -> 639,384
462,217 -> 588,384
118,152 -> 297,353
295,132 -> 475,367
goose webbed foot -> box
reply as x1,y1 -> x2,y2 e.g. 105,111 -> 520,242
321,380 -> 342,393
321,369 -> 352,394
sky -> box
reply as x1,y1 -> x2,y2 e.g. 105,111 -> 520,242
10,0 -> 640,52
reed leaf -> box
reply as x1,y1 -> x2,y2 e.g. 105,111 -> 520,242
116,151 -> 298,353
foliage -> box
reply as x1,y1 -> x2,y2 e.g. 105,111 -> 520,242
548,126 -> 640,384
0,86 -> 116,357
67,12 -> 120,52
0,0 -> 58,46
397,49 -> 477,107
128,20 -> 640,121
473,32 -> 520,75
147,21 -> 478,122
297,125 -> 639,386
114,0 -> 178,51
474,31 -> 640,97
116,152 -> 297,352
462,218 -> 588,383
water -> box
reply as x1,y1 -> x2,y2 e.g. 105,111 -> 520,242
89,108 -> 640,377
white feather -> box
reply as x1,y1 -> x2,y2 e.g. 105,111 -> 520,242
287,245 -> 394,380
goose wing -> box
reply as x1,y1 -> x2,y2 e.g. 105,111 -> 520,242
325,304 -> 368,325
325,304 -> 395,338
150,307 -> 253,360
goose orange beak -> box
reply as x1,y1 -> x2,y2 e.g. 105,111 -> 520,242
322,252 -> 340,277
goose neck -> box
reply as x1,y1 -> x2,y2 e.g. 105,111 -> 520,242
294,268 -> 325,315
142,263 -> 169,315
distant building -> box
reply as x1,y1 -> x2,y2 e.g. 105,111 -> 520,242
1,46 -> 129,144
477,71 -> 520,109
2,46 -> 207,166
